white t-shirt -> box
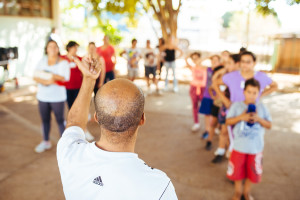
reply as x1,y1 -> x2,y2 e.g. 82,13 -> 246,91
57,126 -> 178,200
142,48 -> 158,67
35,56 -> 70,102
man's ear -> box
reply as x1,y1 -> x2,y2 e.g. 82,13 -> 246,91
139,113 -> 145,126
94,112 -> 99,124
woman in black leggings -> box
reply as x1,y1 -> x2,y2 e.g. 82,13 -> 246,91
33,40 -> 70,153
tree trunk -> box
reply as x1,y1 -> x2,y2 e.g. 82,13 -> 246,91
148,0 -> 181,41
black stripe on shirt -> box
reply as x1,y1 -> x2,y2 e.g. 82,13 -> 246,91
159,180 -> 171,200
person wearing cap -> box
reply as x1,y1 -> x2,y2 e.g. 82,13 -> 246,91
57,56 -> 178,200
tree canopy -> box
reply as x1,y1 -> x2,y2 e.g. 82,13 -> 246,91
89,0 -> 299,41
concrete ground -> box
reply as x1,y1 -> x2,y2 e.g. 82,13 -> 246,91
0,82 -> 300,200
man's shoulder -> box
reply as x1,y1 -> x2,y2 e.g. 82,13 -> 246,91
57,127 -> 87,157
136,158 -> 169,176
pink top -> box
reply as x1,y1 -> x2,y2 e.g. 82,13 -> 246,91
191,67 -> 207,95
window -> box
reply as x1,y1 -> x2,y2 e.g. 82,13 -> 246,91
0,0 -> 52,18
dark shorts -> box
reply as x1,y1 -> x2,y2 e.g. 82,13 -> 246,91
218,105 -> 227,124
211,104 -> 220,118
145,66 -> 156,78
66,89 -> 80,109
199,97 -> 213,115
105,71 -> 115,83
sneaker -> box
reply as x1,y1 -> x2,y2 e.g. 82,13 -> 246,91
85,131 -> 95,141
191,123 -> 200,132
212,155 -> 224,164
35,141 -> 51,153
201,131 -> 209,139
205,141 -> 212,151
214,148 -> 225,156
173,87 -> 179,93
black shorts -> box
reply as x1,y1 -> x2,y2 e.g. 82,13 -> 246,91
145,66 -> 156,78
211,104 -> 220,118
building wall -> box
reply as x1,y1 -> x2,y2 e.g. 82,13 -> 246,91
275,38 -> 300,74
0,0 -> 59,78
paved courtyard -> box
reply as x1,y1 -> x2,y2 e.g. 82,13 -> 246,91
0,82 -> 300,200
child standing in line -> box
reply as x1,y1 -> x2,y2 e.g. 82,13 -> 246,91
185,52 -> 207,132
198,55 -> 221,140
213,51 -> 277,154
202,55 -> 223,150
211,54 -> 240,163
226,78 -> 272,200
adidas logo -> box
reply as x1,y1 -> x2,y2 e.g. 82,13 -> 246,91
93,176 -> 104,186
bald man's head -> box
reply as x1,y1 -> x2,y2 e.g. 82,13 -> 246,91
94,79 -> 145,134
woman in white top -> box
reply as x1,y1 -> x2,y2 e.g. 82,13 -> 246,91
33,40 -> 70,153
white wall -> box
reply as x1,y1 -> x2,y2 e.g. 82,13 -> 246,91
0,16 -> 53,78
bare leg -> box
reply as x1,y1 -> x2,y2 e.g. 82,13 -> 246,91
207,116 -> 218,142
204,115 -> 210,132
219,124 -> 228,149
153,77 -> 159,92
232,180 -> 243,200
146,77 -> 150,89
243,179 -> 254,200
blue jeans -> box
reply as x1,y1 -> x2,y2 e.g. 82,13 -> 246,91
164,61 -> 177,89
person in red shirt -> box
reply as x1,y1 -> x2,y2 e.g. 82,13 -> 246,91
61,41 -> 83,109
96,35 -> 116,83
61,41 -> 96,142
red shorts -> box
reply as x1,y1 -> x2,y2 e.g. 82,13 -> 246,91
227,150 -> 263,183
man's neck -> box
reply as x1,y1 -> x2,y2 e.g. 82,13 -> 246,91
95,132 -> 136,153
95,140 -> 135,153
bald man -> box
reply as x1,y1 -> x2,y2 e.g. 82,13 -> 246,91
57,56 -> 178,200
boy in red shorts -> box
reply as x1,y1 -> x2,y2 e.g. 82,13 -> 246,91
226,78 -> 272,200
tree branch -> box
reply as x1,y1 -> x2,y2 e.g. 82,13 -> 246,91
176,0 -> 182,13
147,0 -> 158,15
156,0 -> 168,24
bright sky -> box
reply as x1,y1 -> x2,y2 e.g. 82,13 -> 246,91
184,0 -> 300,32
60,0 -> 300,33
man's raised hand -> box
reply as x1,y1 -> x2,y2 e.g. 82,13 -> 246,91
74,55 -> 101,80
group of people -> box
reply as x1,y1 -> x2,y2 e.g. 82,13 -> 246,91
121,36 -> 183,94
185,48 -> 277,200
33,34 -> 278,200
33,36 -> 116,153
